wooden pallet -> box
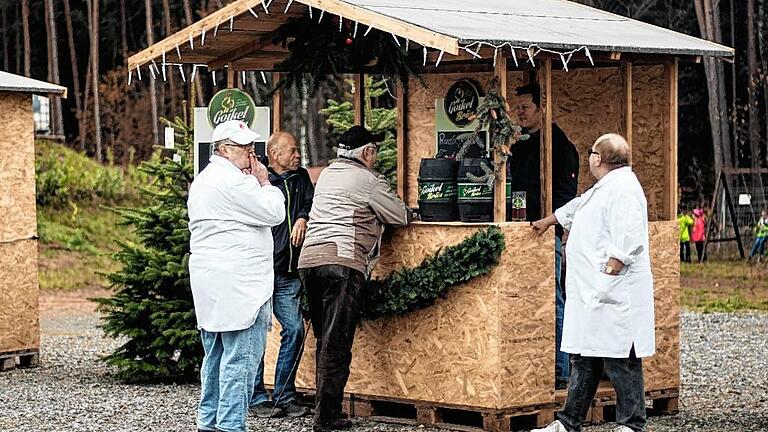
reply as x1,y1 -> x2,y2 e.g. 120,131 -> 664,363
333,384 -> 679,432
0,349 -> 40,372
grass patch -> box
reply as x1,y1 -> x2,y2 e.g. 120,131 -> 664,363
681,260 -> 768,312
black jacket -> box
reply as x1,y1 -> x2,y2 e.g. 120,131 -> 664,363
268,167 -> 314,275
507,123 -> 579,222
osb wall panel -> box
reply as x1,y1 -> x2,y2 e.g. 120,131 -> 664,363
645,220 -> 681,391
633,65 -> 666,221
265,223 -> 555,409
0,239 -> 40,353
0,93 -> 37,243
406,73 -> 524,207
551,67 -> 625,195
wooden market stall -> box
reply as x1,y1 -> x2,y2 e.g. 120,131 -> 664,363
128,1 -> 733,430
0,71 -> 67,371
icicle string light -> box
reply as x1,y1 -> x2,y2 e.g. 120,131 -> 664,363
363,25 -> 372,36
201,28 -> 206,46
459,41 -> 594,70
353,21 -> 358,38
260,71 -> 267,84
128,70 -> 133,85
248,7 -> 258,18
284,0 -> 293,14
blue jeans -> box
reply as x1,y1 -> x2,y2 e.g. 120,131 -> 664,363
555,235 -> 570,381
198,301 -> 271,432
749,236 -> 767,258
557,351 -> 647,431
250,273 -> 305,407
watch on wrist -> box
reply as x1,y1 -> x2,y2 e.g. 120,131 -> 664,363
605,265 -> 615,275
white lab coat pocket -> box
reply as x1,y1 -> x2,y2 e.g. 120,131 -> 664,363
594,272 -> 628,305
583,273 -> 632,356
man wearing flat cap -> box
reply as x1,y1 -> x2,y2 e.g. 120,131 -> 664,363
298,125 -> 413,431
188,120 -> 286,432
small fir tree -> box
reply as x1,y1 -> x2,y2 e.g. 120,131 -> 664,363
94,116 -> 201,383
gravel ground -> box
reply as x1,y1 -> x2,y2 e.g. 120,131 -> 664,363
1,297 -> 767,432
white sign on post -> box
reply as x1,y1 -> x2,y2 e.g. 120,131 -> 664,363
164,127 -> 175,149
193,106 -> 271,176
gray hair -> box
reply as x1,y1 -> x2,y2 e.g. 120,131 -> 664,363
213,138 -> 238,152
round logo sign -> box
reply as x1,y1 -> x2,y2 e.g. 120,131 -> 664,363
207,89 -> 257,128
444,79 -> 481,127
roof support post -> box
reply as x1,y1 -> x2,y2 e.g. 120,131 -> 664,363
493,53 -> 508,222
396,78 -> 408,201
227,64 -> 235,88
272,72 -> 283,133
663,59 -> 679,220
538,58 -> 553,218
353,73 -> 365,126
623,61 -> 633,165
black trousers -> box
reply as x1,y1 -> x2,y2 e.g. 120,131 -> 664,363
695,241 -> 706,262
299,264 -> 366,425
679,242 -> 691,262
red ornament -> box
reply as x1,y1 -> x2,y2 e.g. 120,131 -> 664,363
345,37 -> 353,45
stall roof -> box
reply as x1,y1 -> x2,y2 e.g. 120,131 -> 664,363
128,0 -> 733,72
0,71 -> 68,98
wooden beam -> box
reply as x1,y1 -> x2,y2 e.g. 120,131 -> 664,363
272,72 -> 283,132
396,79 -> 408,201
231,53 -> 288,71
539,58 -> 553,218
493,53 -> 508,222
353,73 -> 365,126
663,60 -> 678,220
207,31 -> 281,70
227,63 -> 235,87
128,0 -> 459,70
623,61 -> 633,165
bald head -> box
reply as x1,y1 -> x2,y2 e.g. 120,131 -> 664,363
267,131 -> 301,174
594,133 -> 630,167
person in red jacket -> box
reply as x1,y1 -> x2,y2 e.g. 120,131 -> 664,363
692,207 -> 707,262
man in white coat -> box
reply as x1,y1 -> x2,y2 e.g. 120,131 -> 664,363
531,133 -> 654,432
188,120 -> 286,432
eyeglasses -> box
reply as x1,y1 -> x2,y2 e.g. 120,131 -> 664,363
587,148 -> 600,157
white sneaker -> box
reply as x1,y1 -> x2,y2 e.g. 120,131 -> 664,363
613,427 -> 634,432
531,420 -> 569,432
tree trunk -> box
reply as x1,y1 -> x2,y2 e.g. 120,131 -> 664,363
695,0 -> 733,177
746,0 -> 766,198
182,0 -> 204,105
15,3 -> 21,75
145,0 -> 159,145
92,0 -> 102,161
45,0 -> 65,136
21,0 -> 30,77
120,0 -> 128,62
161,0 -> 177,118
2,6 -> 9,72
63,0 -> 83,142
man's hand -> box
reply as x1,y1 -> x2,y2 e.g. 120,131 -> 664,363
605,257 -> 625,276
249,153 -> 270,186
531,214 -> 558,236
291,218 -> 307,247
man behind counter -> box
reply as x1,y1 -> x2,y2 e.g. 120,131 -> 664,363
509,83 -> 579,389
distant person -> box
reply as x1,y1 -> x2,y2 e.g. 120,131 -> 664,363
298,126 -> 412,432
677,209 -> 694,263
510,83 -> 579,388
692,207 -> 707,262
747,209 -> 768,262
532,133 -> 654,432
187,120 -> 286,432
250,132 -> 314,418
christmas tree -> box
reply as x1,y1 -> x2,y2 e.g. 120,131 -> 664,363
94,116 -> 201,383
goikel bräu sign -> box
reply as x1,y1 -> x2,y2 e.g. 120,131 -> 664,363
207,89 -> 257,127
444,79 -> 481,127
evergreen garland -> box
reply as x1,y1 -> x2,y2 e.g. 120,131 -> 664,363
364,226 -> 505,320
94,116 -> 199,383
269,15 -> 420,97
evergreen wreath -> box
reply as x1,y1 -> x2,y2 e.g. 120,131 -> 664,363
363,226 -> 505,320
269,15 -> 421,96
457,78 -> 529,186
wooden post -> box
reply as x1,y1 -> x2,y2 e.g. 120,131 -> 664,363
493,54 -> 508,222
272,72 -> 283,132
227,63 -> 235,88
539,58 -> 553,217
353,73 -> 365,126
623,61 -> 633,165
396,79 -> 408,201
663,60 -> 678,220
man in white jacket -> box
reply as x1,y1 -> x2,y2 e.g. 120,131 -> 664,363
188,120 -> 286,432
531,134 -> 654,432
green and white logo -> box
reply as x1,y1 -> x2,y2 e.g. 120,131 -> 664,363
419,182 -> 458,201
207,89 -> 257,127
458,183 -> 493,199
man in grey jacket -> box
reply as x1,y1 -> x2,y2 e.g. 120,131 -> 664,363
298,126 -> 412,432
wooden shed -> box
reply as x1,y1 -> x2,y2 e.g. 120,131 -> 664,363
0,71 -> 67,371
128,1 -> 733,430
